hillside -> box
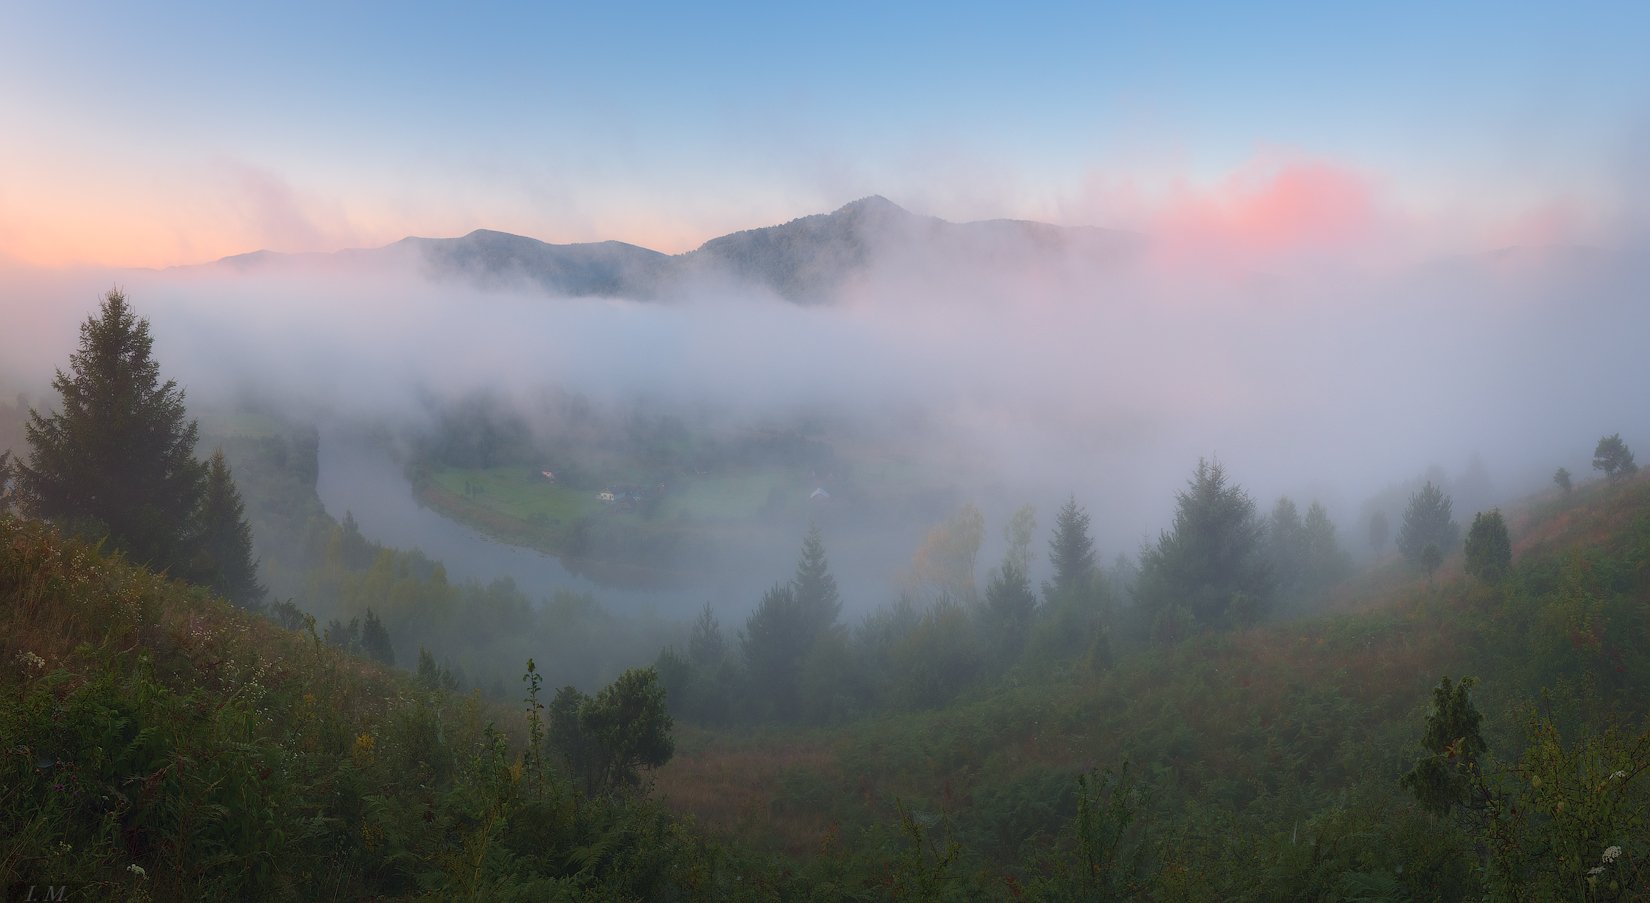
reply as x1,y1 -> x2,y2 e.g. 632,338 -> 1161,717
0,515 -> 720,900
651,475 -> 1650,897
5,469 -> 1648,899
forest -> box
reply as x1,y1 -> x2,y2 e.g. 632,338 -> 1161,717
2,289 -> 1648,901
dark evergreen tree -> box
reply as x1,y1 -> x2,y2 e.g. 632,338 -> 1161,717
791,523 -> 841,638
1045,495 -> 1097,600
741,583 -> 806,718
193,449 -> 265,609
1552,467 -> 1572,493
1463,510 -> 1512,582
687,602 -> 726,669
1593,433 -> 1638,481
1300,501 -> 1351,594
1135,459 -> 1270,633
983,558 -> 1037,662
1401,676 -> 1487,816
360,607 -> 395,666
1266,496 -> 1306,598
1396,481 -> 1458,572
18,289 -> 206,573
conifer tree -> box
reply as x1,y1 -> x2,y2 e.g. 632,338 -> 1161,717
19,289 -> 206,572
360,607 -> 395,666
1593,433 -> 1638,481
1136,459 -> 1270,630
1396,481 -> 1458,572
1046,495 -> 1097,600
792,523 -> 841,636
1463,509 -> 1512,582
194,449 -> 265,609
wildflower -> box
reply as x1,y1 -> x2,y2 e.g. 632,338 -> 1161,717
1589,865 -> 1606,877
15,651 -> 46,671
128,864 -> 148,879
1611,770 -> 1628,781
1602,846 -> 1622,863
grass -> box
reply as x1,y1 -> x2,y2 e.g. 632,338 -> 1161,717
651,474 -> 1650,872
429,465 -> 593,527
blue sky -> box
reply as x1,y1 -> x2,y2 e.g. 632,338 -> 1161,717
1,1 -> 1644,265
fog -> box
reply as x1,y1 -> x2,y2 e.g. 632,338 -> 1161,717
2,210 -> 1647,619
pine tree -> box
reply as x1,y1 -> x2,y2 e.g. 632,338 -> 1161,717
983,558 -> 1037,661
792,523 -> 841,636
1300,501 -> 1350,593
1463,510 -> 1512,582
1266,496 -> 1306,598
1592,433 -> 1638,482
1135,459 -> 1270,631
1396,481 -> 1458,572
360,607 -> 395,666
193,449 -> 265,609
1046,495 -> 1097,600
18,289 -> 206,572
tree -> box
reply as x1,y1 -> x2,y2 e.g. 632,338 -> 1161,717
1135,459 -> 1270,633
1552,467 -> 1572,494
360,607 -> 395,666
1046,495 -> 1097,600
687,602 -> 726,669
908,504 -> 985,602
1266,496 -> 1306,598
982,557 -> 1037,662
192,449 -> 265,609
578,667 -> 674,793
1463,510 -> 1512,582
1300,502 -> 1351,594
1401,676 -> 1487,816
18,289 -> 206,573
792,523 -> 841,635
1003,503 -> 1037,573
1396,481 -> 1458,573
1593,433 -> 1638,482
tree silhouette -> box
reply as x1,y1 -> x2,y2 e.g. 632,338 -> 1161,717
18,289 -> 205,573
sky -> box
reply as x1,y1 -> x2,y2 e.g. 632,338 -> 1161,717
3,1 -> 1646,268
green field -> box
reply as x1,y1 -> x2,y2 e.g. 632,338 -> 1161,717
429,465 -> 595,527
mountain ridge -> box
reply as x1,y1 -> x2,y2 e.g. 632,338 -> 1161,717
185,196 -> 1146,302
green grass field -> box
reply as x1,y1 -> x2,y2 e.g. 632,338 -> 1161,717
429,466 -> 594,526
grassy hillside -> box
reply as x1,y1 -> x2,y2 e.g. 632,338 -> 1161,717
654,475 -> 1650,898
0,515 -> 719,901
5,472 -> 1648,899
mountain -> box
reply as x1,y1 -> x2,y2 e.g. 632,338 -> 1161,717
190,197 -> 1146,303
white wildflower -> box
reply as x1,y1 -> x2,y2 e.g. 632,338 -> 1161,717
1611,770 -> 1628,781
1602,845 -> 1622,863
127,863 -> 148,879
15,651 -> 46,671
1589,865 -> 1606,877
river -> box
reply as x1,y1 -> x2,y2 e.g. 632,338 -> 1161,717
313,426 -> 703,617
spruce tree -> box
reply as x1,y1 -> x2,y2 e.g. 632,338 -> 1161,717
18,289 -> 206,572
360,607 -> 395,666
194,449 -> 265,609
1135,459 -> 1270,630
791,524 -> 841,638
1463,509 -> 1512,582
1046,495 -> 1097,599
1396,481 -> 1458,572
